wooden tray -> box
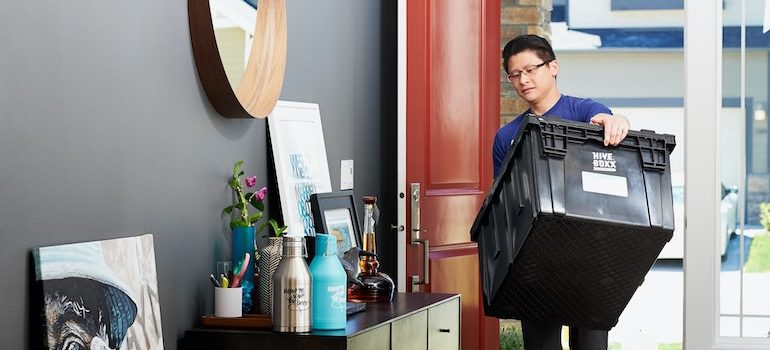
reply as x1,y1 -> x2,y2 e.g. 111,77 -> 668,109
201,314 -> 272,329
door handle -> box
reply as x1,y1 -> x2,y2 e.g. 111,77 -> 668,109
411,182 -> 421,240
410,183 -> 429,290
411,237 -> 430,288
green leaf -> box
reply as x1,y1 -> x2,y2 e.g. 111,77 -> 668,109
232,160 -> 244,178
247,194 -> 265,210
229,178 -> 239,189
258,220 -> 270,235
269,220 -> 280,237
223,205 -> 235,214
231,219 -> 248,228
269,219 -> 287,237
248,212 -> 263,224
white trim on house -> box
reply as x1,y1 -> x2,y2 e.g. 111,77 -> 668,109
551,22 -> 601,50
211,0 -> 256,34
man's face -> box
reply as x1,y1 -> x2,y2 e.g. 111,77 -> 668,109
506,50 -> 559,104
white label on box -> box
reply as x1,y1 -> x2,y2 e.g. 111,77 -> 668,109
581,171 -> 628,197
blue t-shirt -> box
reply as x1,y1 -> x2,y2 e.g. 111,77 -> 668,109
492,95 -> 612,177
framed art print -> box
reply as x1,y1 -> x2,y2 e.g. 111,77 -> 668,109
33,234 -> 163,350
268,101 -> 332,237
310,190 -> 361,258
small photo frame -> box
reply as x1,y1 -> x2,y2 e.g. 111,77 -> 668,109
310,190 -> 361,258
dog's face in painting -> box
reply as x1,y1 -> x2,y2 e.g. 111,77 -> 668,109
42,278 -> 136,350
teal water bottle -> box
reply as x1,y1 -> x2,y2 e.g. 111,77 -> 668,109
309,233 -> 347,330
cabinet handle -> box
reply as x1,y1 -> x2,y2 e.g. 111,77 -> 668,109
439,328 -> 451,333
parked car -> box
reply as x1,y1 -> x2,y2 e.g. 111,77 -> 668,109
657,184 -> 738,259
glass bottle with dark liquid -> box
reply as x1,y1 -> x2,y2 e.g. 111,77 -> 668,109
347,196 -> 394,303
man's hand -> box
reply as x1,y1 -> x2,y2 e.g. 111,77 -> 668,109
590,113 -> 630,146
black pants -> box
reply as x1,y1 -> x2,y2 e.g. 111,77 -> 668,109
521,320 -> 608,350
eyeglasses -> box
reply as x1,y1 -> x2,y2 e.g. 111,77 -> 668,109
506,59 -> 554,82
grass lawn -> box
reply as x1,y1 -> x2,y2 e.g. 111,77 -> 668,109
499,320 -> 523,350
746,233 -> 770,272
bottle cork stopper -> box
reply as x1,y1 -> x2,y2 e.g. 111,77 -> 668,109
362,196 -> 377,204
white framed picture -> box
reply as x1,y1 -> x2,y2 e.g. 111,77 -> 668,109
268,101 -> 332,236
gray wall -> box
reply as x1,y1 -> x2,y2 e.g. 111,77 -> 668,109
0,0 -> 395,348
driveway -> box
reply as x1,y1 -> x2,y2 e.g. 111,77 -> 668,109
608,232 -> 770,349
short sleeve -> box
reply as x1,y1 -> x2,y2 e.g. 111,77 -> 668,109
578,98 -> 612,122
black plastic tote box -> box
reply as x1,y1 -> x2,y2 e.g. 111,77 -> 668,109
470,115 -> 676,330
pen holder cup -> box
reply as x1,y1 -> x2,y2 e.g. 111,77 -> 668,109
214,287 -> 243,318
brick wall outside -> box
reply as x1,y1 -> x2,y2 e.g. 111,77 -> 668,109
500,0 -> 552,127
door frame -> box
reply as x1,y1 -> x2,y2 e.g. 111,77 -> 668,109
685,0 -> 770,348
396,0 -> 770,348
683,0 -> 722,347
396,0 -> 407,293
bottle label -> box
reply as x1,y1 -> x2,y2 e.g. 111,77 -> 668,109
284,287 -> 310,311
328,285 -> 346,309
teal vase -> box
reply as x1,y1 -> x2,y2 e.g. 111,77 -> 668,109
232,226 -> 256,313
310,234 -> 347,330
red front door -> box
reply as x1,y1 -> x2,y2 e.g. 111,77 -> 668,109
405,0 -> 500,349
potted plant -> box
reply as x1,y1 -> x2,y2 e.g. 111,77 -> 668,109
224,160 -> 286,314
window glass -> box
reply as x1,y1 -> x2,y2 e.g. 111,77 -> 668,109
720,0 -> 770,339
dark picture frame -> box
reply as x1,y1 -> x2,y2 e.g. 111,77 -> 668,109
310,190 -> 361,257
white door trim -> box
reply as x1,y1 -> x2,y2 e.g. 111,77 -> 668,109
684,0 -> 722,348
396,0 -> 407,293
684,0 -> 770,348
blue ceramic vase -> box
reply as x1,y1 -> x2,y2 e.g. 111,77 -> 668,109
232,226 -> 256,313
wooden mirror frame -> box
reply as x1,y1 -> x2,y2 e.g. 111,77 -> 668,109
188,0 -> 286,118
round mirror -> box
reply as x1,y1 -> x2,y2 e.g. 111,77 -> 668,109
189,0 -> 286,118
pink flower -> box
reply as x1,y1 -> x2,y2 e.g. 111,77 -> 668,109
256,187 -> 268,201
245,176 -> 257,188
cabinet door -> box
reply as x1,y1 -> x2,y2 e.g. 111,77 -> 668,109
391,310 -> 428,350
348,324 -> 390,350
428,298 -> 460,350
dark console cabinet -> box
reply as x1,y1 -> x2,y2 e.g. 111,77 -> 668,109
184,293 -> 460,350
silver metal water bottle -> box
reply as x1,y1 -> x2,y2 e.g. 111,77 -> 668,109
272,236 -> 312,332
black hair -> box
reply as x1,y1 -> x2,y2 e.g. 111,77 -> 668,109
502,34 -> 556,74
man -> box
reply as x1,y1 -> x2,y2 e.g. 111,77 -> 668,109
494,34 -> 629,177
493,34 -> 630,349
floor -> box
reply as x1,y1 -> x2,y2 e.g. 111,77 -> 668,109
608,231 -> 770,349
